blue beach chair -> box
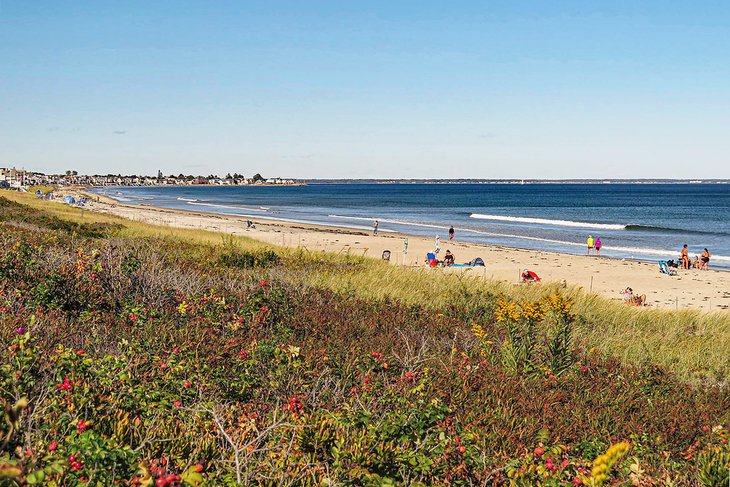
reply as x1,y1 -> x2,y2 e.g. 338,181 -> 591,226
659,261 -> 677,276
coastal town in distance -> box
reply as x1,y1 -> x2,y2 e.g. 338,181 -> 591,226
2,167 -> 728,190
0,167 -> 298,189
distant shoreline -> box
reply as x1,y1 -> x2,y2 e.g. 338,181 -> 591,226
300,179 -> 730,185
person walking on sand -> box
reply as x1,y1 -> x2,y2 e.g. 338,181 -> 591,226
680,244 -> 690,269
595,236 -> 602,255
373,220 -> 379,236
586,235 -> 594,255
448,226 -> 455,240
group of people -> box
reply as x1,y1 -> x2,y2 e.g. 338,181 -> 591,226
623,287 -> 647,306
679,244 -> 711,270
425,249 -> 455,267
586,235 -> 603,255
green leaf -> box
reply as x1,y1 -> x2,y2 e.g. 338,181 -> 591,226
26,470 -> 46,484
180,467 -> 204,486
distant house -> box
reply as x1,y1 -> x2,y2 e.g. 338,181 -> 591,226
0,167 -> 27,188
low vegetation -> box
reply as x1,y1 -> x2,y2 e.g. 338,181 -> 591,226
1,193 -> 729,485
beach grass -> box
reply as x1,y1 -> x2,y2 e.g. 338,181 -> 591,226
299,259 -> 730,384
4,195 -> 730,485
4,190 -> 729,384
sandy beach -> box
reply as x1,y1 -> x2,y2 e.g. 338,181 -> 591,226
75,190 -> 730,311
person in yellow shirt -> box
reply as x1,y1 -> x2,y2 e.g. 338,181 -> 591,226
586,235 -> 594,255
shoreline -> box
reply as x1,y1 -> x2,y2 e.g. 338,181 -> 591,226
70,187 -> 730,311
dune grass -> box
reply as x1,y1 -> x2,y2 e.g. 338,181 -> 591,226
3,189 -> 729,384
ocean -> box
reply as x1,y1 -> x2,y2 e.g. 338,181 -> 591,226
91,183 -> 730,270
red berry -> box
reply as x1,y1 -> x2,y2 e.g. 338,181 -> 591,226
49,441 -> 58,452
573,478 -> 584,485
534,447 -> 544,456
174,400 -> 182,407
184,381 -> 191,388
69,455 -> 77,463
194,463 -> 204,473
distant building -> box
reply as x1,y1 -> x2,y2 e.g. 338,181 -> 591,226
0,167 -> 27,188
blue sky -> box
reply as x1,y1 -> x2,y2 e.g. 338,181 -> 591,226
1,1 -> 729,178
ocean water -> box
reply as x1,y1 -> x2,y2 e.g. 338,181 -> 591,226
92,183 -> 730,270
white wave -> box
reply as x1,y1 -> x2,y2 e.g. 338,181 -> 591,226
121,195 -> 154,200
188,201 -> 266,212
177,197 -> 198,202
329,214 -> 445,231
470,213 -> 626,230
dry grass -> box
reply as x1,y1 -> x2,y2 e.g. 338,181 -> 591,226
4,189 -> 729,383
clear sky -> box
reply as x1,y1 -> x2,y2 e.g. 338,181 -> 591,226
2,1 -> 729,179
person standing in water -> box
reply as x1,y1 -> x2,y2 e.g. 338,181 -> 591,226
586,235 -> 594,255
595,236 -> 602,255
448,226 -> 455,240
373,220 -> 379,236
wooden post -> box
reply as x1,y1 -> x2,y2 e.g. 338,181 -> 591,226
590,275 -> 593,293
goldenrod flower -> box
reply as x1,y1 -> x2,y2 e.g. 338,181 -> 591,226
591,442 -> 630,485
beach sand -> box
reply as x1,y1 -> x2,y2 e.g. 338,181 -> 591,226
77,190 -> 730,311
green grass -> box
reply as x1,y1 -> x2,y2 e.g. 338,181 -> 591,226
3,189 -> 729,384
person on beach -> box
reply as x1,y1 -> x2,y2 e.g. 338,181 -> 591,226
698,248 -> 711,270
586,235 -> 594,255
623,287 -> 633,304
680,244 -> 690,269
595,236 -> 602,255
444,250 -> 455,266
521,269 -> 541,283
435,235 -> 441,255
373,220 -> 379,236
448,226 -> 455,240
623,287 -> 646,306
633,292 -> 647,306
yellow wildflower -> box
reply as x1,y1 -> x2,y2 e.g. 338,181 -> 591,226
519,300 -> 544,322
471,323 -> 488,340
591,442 -> 630,485
495,297 -> 520,323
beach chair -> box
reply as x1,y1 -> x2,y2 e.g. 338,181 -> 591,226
381,250 -> 391,261
659,261 -> 677,276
